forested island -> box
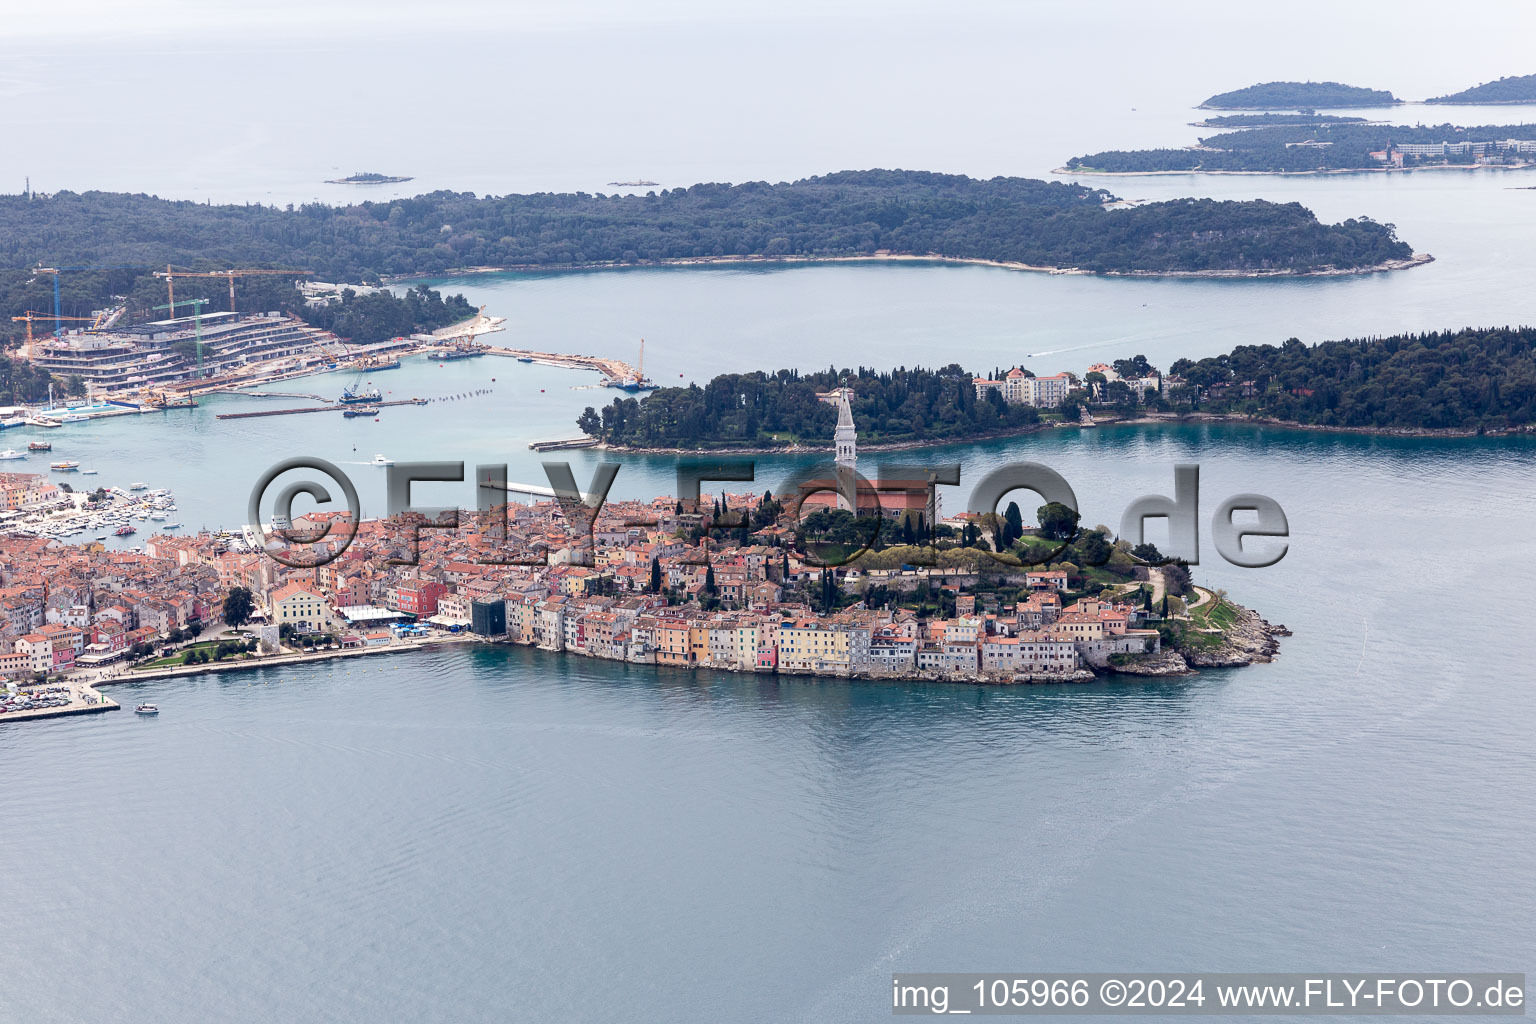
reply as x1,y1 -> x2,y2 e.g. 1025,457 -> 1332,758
1427,73 -> 1536,105
1199,81 -> 1399,109
325,171 -> 413,184
1191,113 -> 1370,129
1065,122 -> 1536,174
576,325 -> 1536,447
0,170 -> 1422,341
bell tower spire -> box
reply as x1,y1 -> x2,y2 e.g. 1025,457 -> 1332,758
834,386 -> 856,472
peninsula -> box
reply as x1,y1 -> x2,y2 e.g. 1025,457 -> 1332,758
1064,122 -> 1536,174
578,324 -> 1536,447
1190,113 -> 1370,129
0,480 -> 1280,726
0,171 -> 1421,313
1199,81 -> 1399,109
1427,73 -> 1536,105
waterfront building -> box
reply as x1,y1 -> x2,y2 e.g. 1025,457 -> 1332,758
470,599 -> 507,636
269,581 -> 339,633
29,313 -> 339,390
971,367 -> 1074,407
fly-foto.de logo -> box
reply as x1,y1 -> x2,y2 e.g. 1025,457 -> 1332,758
247,457 -> 1289,570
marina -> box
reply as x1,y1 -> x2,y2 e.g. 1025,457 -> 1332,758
0,482 -> 182,543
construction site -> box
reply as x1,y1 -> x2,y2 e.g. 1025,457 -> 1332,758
10,264 -> 657,424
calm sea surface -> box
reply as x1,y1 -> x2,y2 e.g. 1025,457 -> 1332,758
2,424 -> 1534,1023
3,13 -> 1536,1022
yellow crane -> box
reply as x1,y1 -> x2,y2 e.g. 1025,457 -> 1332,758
153,266 -> 314,313
10,310 -> 98,348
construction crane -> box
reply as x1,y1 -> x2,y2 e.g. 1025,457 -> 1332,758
10,311 -> 98,349
152,297 -> 211,379
153,266 -> 314,314
33,264 -> 147,337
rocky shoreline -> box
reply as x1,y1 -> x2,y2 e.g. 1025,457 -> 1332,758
1181,603 -> 1290,669
1109,601 -> 1289,677
580,408 -> 1530,457
391,248 -> 1430,285
1058,162 -> 1533,178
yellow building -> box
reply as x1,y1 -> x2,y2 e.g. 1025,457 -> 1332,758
268,580 -> 338,633
778,620 -> 851,673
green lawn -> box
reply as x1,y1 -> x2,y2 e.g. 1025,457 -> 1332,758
133,640 -> 254,670
1192,596 -> 1238,630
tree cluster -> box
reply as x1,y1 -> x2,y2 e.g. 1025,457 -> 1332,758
1167,326 -> 1536,430
1427,74 -> 1536,104
1199,81 -> 1399,109
578,364 -> 1041,447
1068,122 -> 1536,175
298,286 -> 476,344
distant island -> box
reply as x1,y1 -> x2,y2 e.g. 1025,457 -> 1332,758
325,171 -> 414,184
1191,113 -> 1370,129
1200,81 -> 1399,109
607,180 -> 660,187
1064,122 -> 1536,174
0,172 -> 1423,317
576,324 -> 1536,449
1427,73 -> 1536,105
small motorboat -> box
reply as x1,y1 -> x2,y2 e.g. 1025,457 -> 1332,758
135,704 -> 159,715
50,460 -> 80,471
370,453 -> 394,466
28,441 -> 52,452
0,449 -> 24,460
81,468 -> 98,475
129,482 -> 148,490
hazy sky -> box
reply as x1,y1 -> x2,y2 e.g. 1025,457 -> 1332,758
5,0 -> 1536,203
10,0 -> 1536,60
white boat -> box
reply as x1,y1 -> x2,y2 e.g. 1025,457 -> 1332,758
0,450 -> 24,460
149,513 -> 167,521
370,453 -> 394,466
135,704 -> 159,715
81,468 -> 98,475
129,482 -> 148,491
59,413 -> 90,423
50,460 -> 80,471
164,522 -> 183,529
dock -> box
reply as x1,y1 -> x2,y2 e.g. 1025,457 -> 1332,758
216,398 -> 426,420
0,682 -> 119,725
529,437 -> 601,451
217,389 -> 327,401
481,345 -> 650,389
